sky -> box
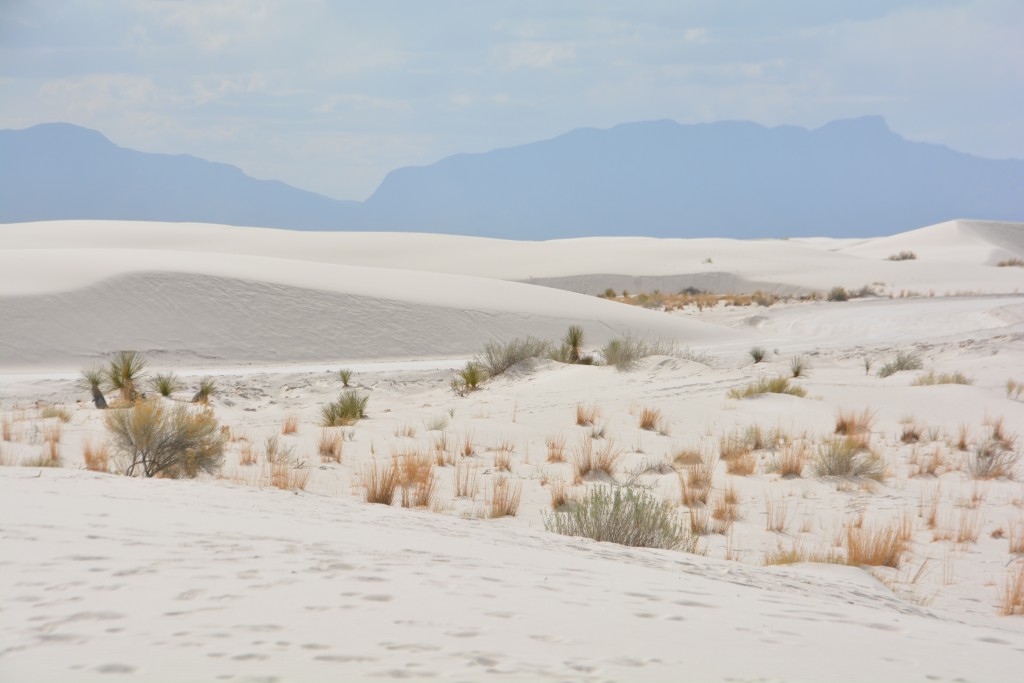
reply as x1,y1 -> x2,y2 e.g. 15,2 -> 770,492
1,0 -> 1021,201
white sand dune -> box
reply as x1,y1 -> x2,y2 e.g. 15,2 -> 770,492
2,218 -> 1024,681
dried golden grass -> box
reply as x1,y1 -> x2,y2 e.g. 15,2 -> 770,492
40,405 -> 73,423
725,451 -> 757,476
571,436 -> 622,484
281,414 -> 299,435
362,458 -> 400,505
549,479 -> 573,509
238,440 -> 257,466
575,403 -> 601,426
835,407 -> 875,436
82,440 -> 110,473
765,495 -> 789,533
998,564 -> 1024,616
490,476 -> 522,518
678,456 -> 715,507
318,428 -> 343,463
1009,520 -> 1024,555
844,520 -> 909,568
773,442 -> 805,478
270,461 -> 311,491
957,511 -> 981,544
398,451 -> 436,508
494,449 -> 513,472
688,506 -> 711,535
638,406 -> 662,431
711,485 -> 743,534
453,460 -> 479,498
546,434 -> 567,463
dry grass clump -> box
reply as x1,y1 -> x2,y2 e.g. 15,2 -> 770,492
572,436 -> 622,484
711,485 -> 743,534
546,434 -> 567,462
877,351 -> 923,378
749,346 -> 767,363
453,460 -> 479,498
238,440 -> 257,466
270,461 -> 311,491
909,445 -> 945,477
912,370 -> 974,386
956,510 -> 981,544
1,417 -> 12,442
494,449 -> 513,472
575,403 -> 601,426
764,541 -> 843,566
843,520 -> 909,568
764,495 -> 789,533
318,428 -> 343,463
678,456 -> 715,507
321,390 -> 368,427
105,400 -> 225,478
40,405 -> 72,422
41,423 -> 62,460
637,406 -> 663,431
727,376 -> 806,399
548,479 -> 573,509
772,442 -> 806,478
544,485 -> 695,551
968,440 -> 1020,480
425,415 -> 449,431
82,440 -> 110,472
997,257 -> 1024,268
900,422 -> 923,444
1009,520 -> 1024,555
814,437 -> 886,480
998,564 -> 1024,616
281,414 -> 299,435
489,476 -> 523,518
398,451 -> 436,508
1007,379 -> 1024,401
362,458 -> 400,505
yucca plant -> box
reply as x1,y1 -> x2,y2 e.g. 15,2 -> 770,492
192,377 -> 217,405
564,325 -> 585,363
106,350 -> 148,402
152,372 -> 184,397
749,346 -> 767,363
339,368 -> 353,387
790,355 -> 811,378
322,389 -> 369,427
81,365 -> 108,409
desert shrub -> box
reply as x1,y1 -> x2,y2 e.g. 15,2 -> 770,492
106,350 -> 148,402
151,372 -> 184,397
603,288 -> 617,298
968,440 -> 1020,479
827,286 -> 849,302
877,351 -> 923,378
887,251 -> 917,261
911,370 -> 973,386
602,334 -> 674,371
544,486 -> 695,551
105,400 -> 225,478
321,390 -> 369,427
790,355 -> 811,378
749,346 -> 767,363
997,257 -> 1024,268
814,437 -> 885,480
477,336 -> 550,377
339,368 -> 353,387
40,405 -> 72,422
727,376 -> 806,399
192,377 -> 217,404
81,366 -> 108,408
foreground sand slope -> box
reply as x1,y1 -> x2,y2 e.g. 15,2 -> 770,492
3,468 -> 1023,683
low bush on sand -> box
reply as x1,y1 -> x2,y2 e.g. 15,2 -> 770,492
544,485 -> 695,551
601,334 -> 674,371
912,370 -> 973,386
877,351 -> 923,378
887,251 -> 917,261
477,336 -> 551,377
105,400 -> 225,478
728,376 -> 806,399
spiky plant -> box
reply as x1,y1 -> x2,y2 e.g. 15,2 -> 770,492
192,377 -> 217,405
564,325 -> 585,363
749,346 -> 767,363
106,350 -> 148,402
81,365 -> 108,409
322,390 -> 369,427
152,372 -> 184,397
339,368 -> 353,387
458,362 -> 487,391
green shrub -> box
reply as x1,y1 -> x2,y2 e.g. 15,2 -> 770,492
322,390 -> 369,426
749,346 -> 767,363
339,369 -> 353,387
601,334 -> 675,371
813,437 -> 885,480
727,376 -> 807,399
543,486 -> 695,551
790,355 -> 811,378
105,400 -> 225,478
877,351 -> 923,378
477,337 -> 551,377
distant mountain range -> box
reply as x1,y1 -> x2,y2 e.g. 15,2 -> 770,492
2,117 -> 1022,238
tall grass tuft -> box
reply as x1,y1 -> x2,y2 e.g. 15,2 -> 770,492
572,436 -> 622,483
82,440 -> 110,472
790,355 -> 811,378
814,437 -> 886,480
544,486 -> 695,551
968,440 -> 1019,480
362,458 -> 400,505
152,372 -> 184,397
999,564 -> 1024,616
844,521 -> 909,568
318,429 -> 343,463
339,368 -> 353,387
749,346 -> 767,363
490,476 -> 523,518
322,390 -> 369,426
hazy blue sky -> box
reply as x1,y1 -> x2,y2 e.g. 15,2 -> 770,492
1,1 -> 1021,200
